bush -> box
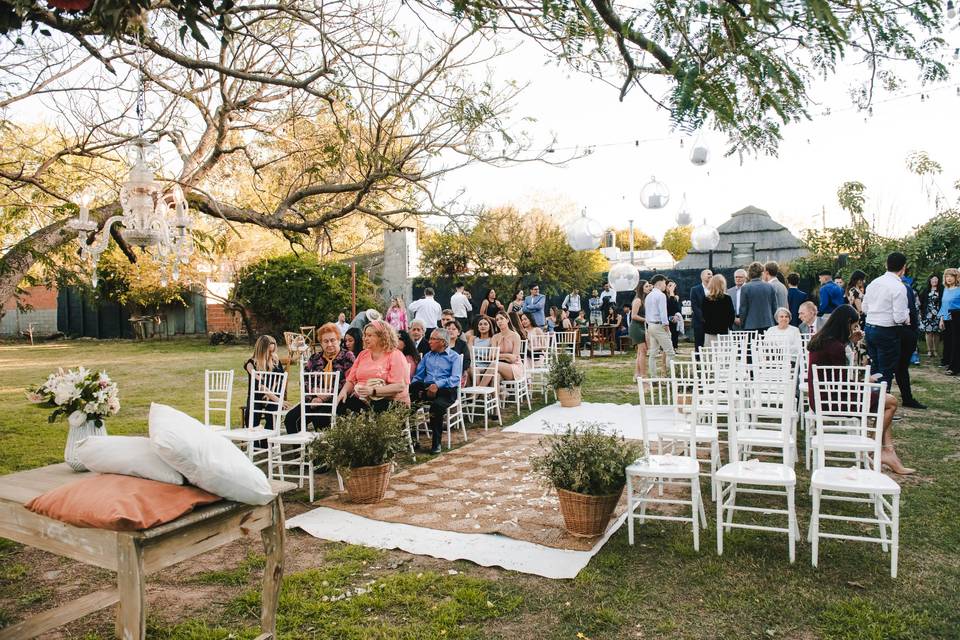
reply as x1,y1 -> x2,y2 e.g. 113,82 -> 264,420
546,352 -> 585,389
209,331 -> 237,345
530,422 -> 644,496
308,404 -> 412,470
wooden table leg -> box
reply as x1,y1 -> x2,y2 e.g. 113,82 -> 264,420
259,498 -> 285,640
116,535 -> 145,640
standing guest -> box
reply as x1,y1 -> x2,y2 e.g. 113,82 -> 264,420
385,297 -> 408,332
335,312 -> 351,339
764,261 -> 789,310
468,315 -> 496,349
739,261 -> 778,332
349,308 -> 382,330
807,305 -> 913,474
562,288 -> 582,317
545,306 -> 559,332
726,269 -> 747,329
398,329 -> 422,378
450,282 -> 473,326
479,288 -> 504,320
629,280 -> 648,377
764,307 -> 803,357
939,268 -> 960,373
786,273 -> 809,327
588,289 -> 603,325
919,274 -> 943,358
408,319 -> 430,356
343,327 -> 364,358
817,271 -> 845,318
507,289 -> 525,314
834,276 -> 845,289
409,328 -> 462,453
666,280 -> 683,350
690,268 -> 712,350
337,320 -> 410,413
244,335 -> 286,430
408,287 -> 442,330
798,301 -> 825,336
284,324 -> 355,433
846,271 -> 867,317
862,252 -> 910,388
443,320 -> 472,380
600,283 -> 617,318
894,275 -> 925,408
702,274 -> 735,347
480,312 -> 524,386
523,284 -> 547,327
575,310 -> 590,350
645,275 -> 676,376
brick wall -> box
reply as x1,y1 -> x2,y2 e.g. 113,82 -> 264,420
1,285 -> 59,336
207,303 -> 241,333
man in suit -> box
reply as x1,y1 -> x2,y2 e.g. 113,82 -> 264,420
409,319 -> 430,355
690,268 -> 712,350
726,269 -> 747,329
739,261 -> 778,332
797,301 -> 824,336
894,275 -> 926,409
763,261 -> 788,310
786,273 -> 809,327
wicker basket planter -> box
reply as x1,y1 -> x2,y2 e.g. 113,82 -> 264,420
556,487 -> 623,537
556,387 -> 582,408
342,462 -> 392,504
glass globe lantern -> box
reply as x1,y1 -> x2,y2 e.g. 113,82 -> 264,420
676,193 -> 692,226
565,207 -> 604,251
640,176 -> 670,209
691,221 -> 720,252
608,261 -> 640,292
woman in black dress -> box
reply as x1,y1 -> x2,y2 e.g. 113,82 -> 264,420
666,279 -> 683,350
244,335 -> 286,429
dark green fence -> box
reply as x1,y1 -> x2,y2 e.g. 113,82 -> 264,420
57,288 -> 207,339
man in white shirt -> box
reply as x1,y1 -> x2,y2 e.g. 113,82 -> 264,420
645,275 -> 676,376
335,312 -> 351,338
726,269 -> 747,329
562,289 -> 582,316
408,288 -> 442,332
797,301 -> 824,336
450,282 -> 472,325
599,283 -> 617,318
862,252 -> 910,387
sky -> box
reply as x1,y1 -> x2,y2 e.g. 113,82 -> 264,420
433,35 -> 960,243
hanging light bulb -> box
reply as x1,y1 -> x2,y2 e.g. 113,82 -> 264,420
676,194 -> 692,226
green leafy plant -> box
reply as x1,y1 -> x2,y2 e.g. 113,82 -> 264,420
530,423 -> 643,496
308,404 -> 412,470
546,352 -> 585,390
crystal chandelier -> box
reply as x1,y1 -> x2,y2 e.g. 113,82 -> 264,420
68,41 -> 193,288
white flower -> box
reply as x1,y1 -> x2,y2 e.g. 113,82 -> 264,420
68,410 -> 88,428
83,402 -> 97,414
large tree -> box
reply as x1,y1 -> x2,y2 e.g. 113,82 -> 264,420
0,0 -> 540,307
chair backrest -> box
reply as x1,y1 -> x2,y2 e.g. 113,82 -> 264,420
300,370 -> 340,431
299,325 -> 316,344
283,332 -> 310,363
204,369 -> 234,429
527,333 -> 556,369
731,377 -> 795,452
470,346 -> 500,386
554,331 -> 578,359
637,376 -> 697,457
247,370 -> 288,430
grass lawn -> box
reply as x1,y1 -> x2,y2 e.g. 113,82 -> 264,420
1,337 -> 958,639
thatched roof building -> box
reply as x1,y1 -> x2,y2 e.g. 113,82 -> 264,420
676,205 -> 808,269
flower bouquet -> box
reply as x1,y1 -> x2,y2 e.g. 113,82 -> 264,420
27,367 -> 120,471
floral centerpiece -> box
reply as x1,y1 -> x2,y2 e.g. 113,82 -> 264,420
27,367 -> 120,471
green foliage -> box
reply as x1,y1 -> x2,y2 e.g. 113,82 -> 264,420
612,228 -> 656,252
530,422 -> 643,496
308,404 -> 412,470
660,225 -> 693,261
234,254 -> 375,336
94,247 -> 200,311
818,597 -> 932,639
546,352 -> 585,390
905,212 -> 960,280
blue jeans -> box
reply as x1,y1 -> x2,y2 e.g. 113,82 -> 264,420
865,324 -> 901,388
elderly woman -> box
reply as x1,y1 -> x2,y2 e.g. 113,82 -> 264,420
764,307 -> 803,356
284,323 -> 355,433
337,320 -> 410,412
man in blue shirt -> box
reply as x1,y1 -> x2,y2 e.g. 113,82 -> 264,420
817,270 -> 845,317
522,283 -> 546,327
409,327 -> 462,453
786,273 -> 809,327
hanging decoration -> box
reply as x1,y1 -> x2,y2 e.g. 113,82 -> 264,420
691,219 -> 720,252
676,194 -> 692,226
640,176 -> 670,209
565,207 -> 604,251
608,262 -> 640,292
689,135 -> 710,166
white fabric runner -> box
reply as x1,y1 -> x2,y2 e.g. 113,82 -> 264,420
502,401 -> 677,440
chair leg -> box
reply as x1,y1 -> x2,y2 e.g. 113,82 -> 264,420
891,494 -> 900,578
875,493 -> 889,552
810,487 -> 821,568
691,478 -> 700,552
787,485 -> 796,564
626,475 -> 635,545
716,480 -> 724,555
725,483 -> 737,531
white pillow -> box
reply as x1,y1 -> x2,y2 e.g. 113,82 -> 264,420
148,403 -> 274,505
76,436 -> 185,485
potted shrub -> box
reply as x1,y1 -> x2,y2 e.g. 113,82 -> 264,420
547,352 -> 586,407
531,423 -> 643,537
308,404 -> 411,504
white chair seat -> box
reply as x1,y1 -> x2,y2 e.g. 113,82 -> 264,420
627,454 -> 700,478
715,461 -> 796,486
462,385 -> 496,395
811,433 -> 874,451
810,467 -> 901,494
269,431 -> 319,445
221,428 -> 276,442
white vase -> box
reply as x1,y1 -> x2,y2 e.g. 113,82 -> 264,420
64,419 -> 107,472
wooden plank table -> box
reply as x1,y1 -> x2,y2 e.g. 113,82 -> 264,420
0,463 -> 296,640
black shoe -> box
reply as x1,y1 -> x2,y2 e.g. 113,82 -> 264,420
902,400 -> 927,409
430,446 -> 442,454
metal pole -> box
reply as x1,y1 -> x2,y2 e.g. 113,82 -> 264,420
629,218 -> 635,265
351,262 -> 357,317
708,250 -> 714,271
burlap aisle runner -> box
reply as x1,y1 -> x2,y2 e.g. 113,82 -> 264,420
321,432 -> 627,551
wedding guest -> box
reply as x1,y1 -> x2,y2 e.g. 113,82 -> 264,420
409,327 -> 461,453
479,288 -> 504,319
408,319 -> 430,356
408,287 -> 442,330
798,301 -> 825,336
562,288 -> 582,317
807,305 -> 913,474
385,296 -> 408,332
343,327 -> 363,357
444,319 -> 472,379
786,273 -> 809,327
846,270 -> 867,317
398,329 -> 421,378
545,306 -> 559,332
763,261 -> 788,310
739,261 -> 778,332
559,309 -> 575,331
515,311 -> 543,340
468,315 -> 496,349
919,274 -> 943,358
690,268 -> 712,350
764,307 -> 803,357
939,268 -> 960,373
284,323 -> 354,433
629,280 -> 648,377
522,284 -> 547,327
605,305 -> 623,333
894,274 -> 925,409
666,280 -> 683,349
480,312 -> 524,386
703,274 -> 735,347
507,289 -> 525,314
862,252 -> 910,388
727,269 -> 747,329
599,282 -> 617,318
617,304 -> 631,341
450,282 -> 472,326
817,270 -> 845,318
335,311 -> 351,338
244,335 -> 286,430
349,308 -> 381,330
337,320 -> 410,413
588,289 -> 603,325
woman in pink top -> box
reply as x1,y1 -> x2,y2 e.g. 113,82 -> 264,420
337,320 -> 410,412
385,297 -> 408,332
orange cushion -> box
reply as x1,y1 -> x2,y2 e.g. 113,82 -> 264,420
25,473 -> 222,531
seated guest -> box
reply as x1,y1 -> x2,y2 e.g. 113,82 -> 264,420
764,307 -> 803,357
797,301 -> 824,336
343,327 -> 363,358
408,319 -> 430,355
559,308 -> 575,331
574,310 -> 590,348
244,335 -> 286,429
443,319 -> 472,382
605,305 -> 623,332
410,327 -> 462,453
619,304 -> 632,339
337,321 -> 410,413
807,304 -> 913,475
441,309 -> 456,328
480,312 -> 524,386
516,311 -> 543,341
509,310 -> 527,339
398,329 -> 421,378
284,323 -> 354,433
468,315 -> 496,349
545,306 -> 559,332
